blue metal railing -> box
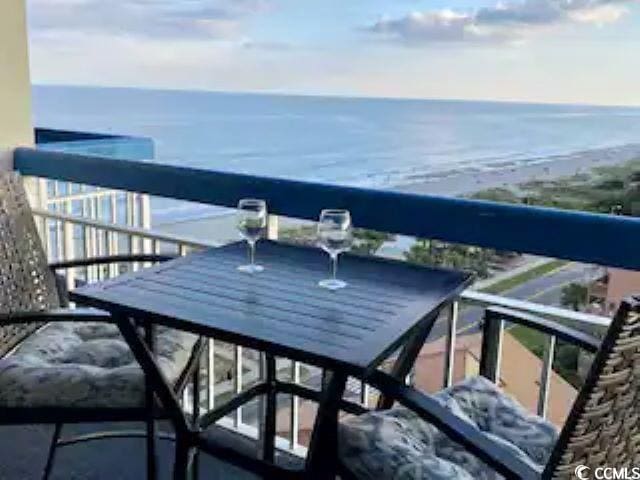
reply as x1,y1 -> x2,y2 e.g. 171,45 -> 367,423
14,146 -> 640,270
35,128 -> 126,144
34,128 -> 154,161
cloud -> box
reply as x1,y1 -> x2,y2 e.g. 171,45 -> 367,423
27,0 -> 270,40
366,0 -> 635,45
366,10 -> 510,44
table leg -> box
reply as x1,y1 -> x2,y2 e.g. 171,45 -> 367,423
190,352 -> 201,480
173,440 -> 192,480
377,307 -> 441,410
263,354 -> 277,463
144,322 -> 158,480
304,370 -> 348,479
115,315 -> 192,480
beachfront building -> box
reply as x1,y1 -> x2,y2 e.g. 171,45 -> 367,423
36,132 -> 154,286
2,1 -> 640,479
589,267 -> 640,314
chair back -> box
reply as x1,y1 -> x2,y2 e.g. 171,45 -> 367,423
0,172 -> 59,357
545,296 -> 640,478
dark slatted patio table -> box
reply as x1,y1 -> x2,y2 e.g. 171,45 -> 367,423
70,240 -> 473,479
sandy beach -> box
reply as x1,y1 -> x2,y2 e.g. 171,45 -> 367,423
398,143 -> 640,197
155,143 -> 640,244
155,212 -> 314,246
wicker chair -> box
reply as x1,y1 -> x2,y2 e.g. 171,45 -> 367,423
338,297 -> 640,479
0,172 -> 204,479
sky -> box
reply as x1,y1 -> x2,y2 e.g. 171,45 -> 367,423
26,0 -> 640,105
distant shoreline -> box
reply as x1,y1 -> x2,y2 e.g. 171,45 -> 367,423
398,143 -> 640,198
154,143 -> 640,244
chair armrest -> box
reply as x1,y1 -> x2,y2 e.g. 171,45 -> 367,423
0,307 -> 113,326
49,254 -> 176,271
366,370 -> 541,480
486,306 -> 601,353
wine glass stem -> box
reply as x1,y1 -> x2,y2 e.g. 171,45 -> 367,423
331,253 -> 338,280
249,240 -> 256,266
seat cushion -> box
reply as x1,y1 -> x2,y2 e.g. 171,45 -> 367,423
0,321 -> 199,408
339,376 -> 558,480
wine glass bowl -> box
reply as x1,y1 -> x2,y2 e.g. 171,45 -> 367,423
236,198 -> 267,273
317,209 -> 352,290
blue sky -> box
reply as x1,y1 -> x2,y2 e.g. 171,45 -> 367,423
27,0 -> 640,105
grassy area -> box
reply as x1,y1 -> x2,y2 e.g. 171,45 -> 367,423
478,258 -> 569,354
509,323 -> 583,388
509,324 -> 546,358
470,157 -> 640,215
479,259 -> 568,294
470,259 -> 567,362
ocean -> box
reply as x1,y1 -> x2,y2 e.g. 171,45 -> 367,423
32,85 -> 640,226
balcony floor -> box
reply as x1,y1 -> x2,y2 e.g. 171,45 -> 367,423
0,423 -> 258,480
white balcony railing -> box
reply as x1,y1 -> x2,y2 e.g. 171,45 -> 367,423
32,200 -> 611,456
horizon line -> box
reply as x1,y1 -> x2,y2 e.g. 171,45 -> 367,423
31,81 -> 640,110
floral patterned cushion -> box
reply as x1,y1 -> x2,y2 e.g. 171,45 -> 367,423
339,376 -> 558,480
0,322 -> 198,408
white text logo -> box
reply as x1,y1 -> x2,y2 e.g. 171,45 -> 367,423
575,466 -> 640,480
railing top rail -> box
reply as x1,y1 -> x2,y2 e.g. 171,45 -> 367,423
46,189 -> 123,203
15,147 -> 640,270
462,290 -> 610,328
32,207 -> 216,249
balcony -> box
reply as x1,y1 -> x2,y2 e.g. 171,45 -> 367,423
1,128 -> 637,479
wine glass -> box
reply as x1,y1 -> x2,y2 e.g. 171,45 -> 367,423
317,209 -> 353,290
236,198 -> 267,273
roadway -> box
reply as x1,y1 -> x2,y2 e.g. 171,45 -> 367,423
434,262 -> 597,339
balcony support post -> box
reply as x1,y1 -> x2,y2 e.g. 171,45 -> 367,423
537,335 -> 556,418
62,220 -> 76,290
480,310 -> 504,383
289,361 -> 301,449
443,301 -> 459,388
207,340 -> 216,411
262,354 -> 277,463
0,0 -> 32,172
234,346 -> 243,427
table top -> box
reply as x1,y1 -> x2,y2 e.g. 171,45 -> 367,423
71,241 -> 473,374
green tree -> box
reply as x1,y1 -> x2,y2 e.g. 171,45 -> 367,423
405,239 -> 434,265
351,229 -> 394,256
280,226 -> 394,257
561,283 -> 588,311
405,239 -> 491,278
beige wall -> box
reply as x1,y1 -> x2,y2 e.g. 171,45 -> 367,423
0,0 -> 33,171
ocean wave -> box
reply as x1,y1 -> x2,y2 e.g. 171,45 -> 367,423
395,143 -> 640,188
149,142 -> 640,225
